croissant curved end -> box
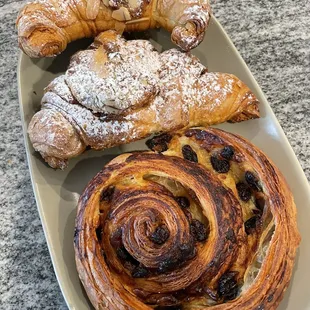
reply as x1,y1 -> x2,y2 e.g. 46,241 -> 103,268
170,3 -> 211,51
18,34 -> 66,58
171,24 -> 206,51
17,5 -> 67,58
28,109 -> 85,169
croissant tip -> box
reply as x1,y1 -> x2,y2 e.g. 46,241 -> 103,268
229,92 -> 260,123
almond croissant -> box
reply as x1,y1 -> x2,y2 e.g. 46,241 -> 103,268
28,31 -> 260,169
16,0 -> 211,57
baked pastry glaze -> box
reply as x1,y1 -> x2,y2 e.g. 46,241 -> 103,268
28,31 -> 259,169
75,127 -> 300,310
17,0 -> 211,57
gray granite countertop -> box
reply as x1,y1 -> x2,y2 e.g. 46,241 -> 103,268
0,0 -> 309,308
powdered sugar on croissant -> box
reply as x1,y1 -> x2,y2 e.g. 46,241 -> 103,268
28,31 -> 260,169
66,37 -> 161,114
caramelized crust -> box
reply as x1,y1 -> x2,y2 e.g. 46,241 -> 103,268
28,31 -> 259,169
16,0 -> 211,57
75,127 -> 300,310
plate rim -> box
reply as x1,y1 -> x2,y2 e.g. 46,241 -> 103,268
17,14 -> 310,309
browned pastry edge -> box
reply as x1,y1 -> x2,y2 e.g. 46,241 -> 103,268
16,0 -> 211,57
74,127 -> 300,310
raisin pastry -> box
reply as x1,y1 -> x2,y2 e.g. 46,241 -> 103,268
74,127 -> 300,310
28,31 -> 259,169
17,0 -> 211,57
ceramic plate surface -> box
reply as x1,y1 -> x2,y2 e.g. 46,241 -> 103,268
18,16 -> 310,310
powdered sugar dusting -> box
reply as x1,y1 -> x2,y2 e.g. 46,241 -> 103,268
44,75 -> 75,103
41,35 -> 236,143
42,91 -> 135,148
29,32 -> 256,168
65,39 -> 161,114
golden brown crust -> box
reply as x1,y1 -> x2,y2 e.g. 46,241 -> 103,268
16,0 -> 211,57
28,31 -> 259,169
74,127 -> 300,310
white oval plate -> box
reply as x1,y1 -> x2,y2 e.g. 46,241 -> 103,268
18,16 -> 310,310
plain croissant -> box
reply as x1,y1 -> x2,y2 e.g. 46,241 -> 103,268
28,31 -> 260,169
16,0 -> 211,57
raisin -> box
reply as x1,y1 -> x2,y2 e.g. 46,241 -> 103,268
210,155 -> 230,173
245,171 -> 262,191
155,305 -> 183,310
151,295 -> 179,306
267,294 -> 274,302
190,219 -> 208,242
175,196 -> 190,208
158,259 -> 176,274
96,227 -> 102,242
146,133 -> 172,153
116,246 -> 138,266
182,145 -> 198,163
220,146 -> 235,160
244,216 -> 259,235
116,246 -> 130,261
155,306 -> 183,310
218,272 -> 239,301
236,182 -> 252,201
252,209 -> 262,216
100,186 -> 115,202
185,129 -> 221,145
132,265 -> 149,278
110,228 -> 122,248
226,228 -> 236,243
149,225 -> 170,245
255,197 -> 265,211
185,129 -> 208,140
182,209 -> 192,222
179,242 -> 196,260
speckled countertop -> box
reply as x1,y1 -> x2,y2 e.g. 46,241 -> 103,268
0,0 -> 309,308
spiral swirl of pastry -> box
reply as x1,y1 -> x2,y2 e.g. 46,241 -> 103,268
75,127 -> 300,310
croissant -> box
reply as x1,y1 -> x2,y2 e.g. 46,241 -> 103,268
28,31 -> 259,169
75,127 -> 300,310
16,0 -> 211,57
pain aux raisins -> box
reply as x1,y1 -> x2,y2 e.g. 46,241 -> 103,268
146,133 -> 172,153
149,225 -> 170,245
182,145 -> 198,163
210,155 -> 230,173
236,182 -> 252,202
